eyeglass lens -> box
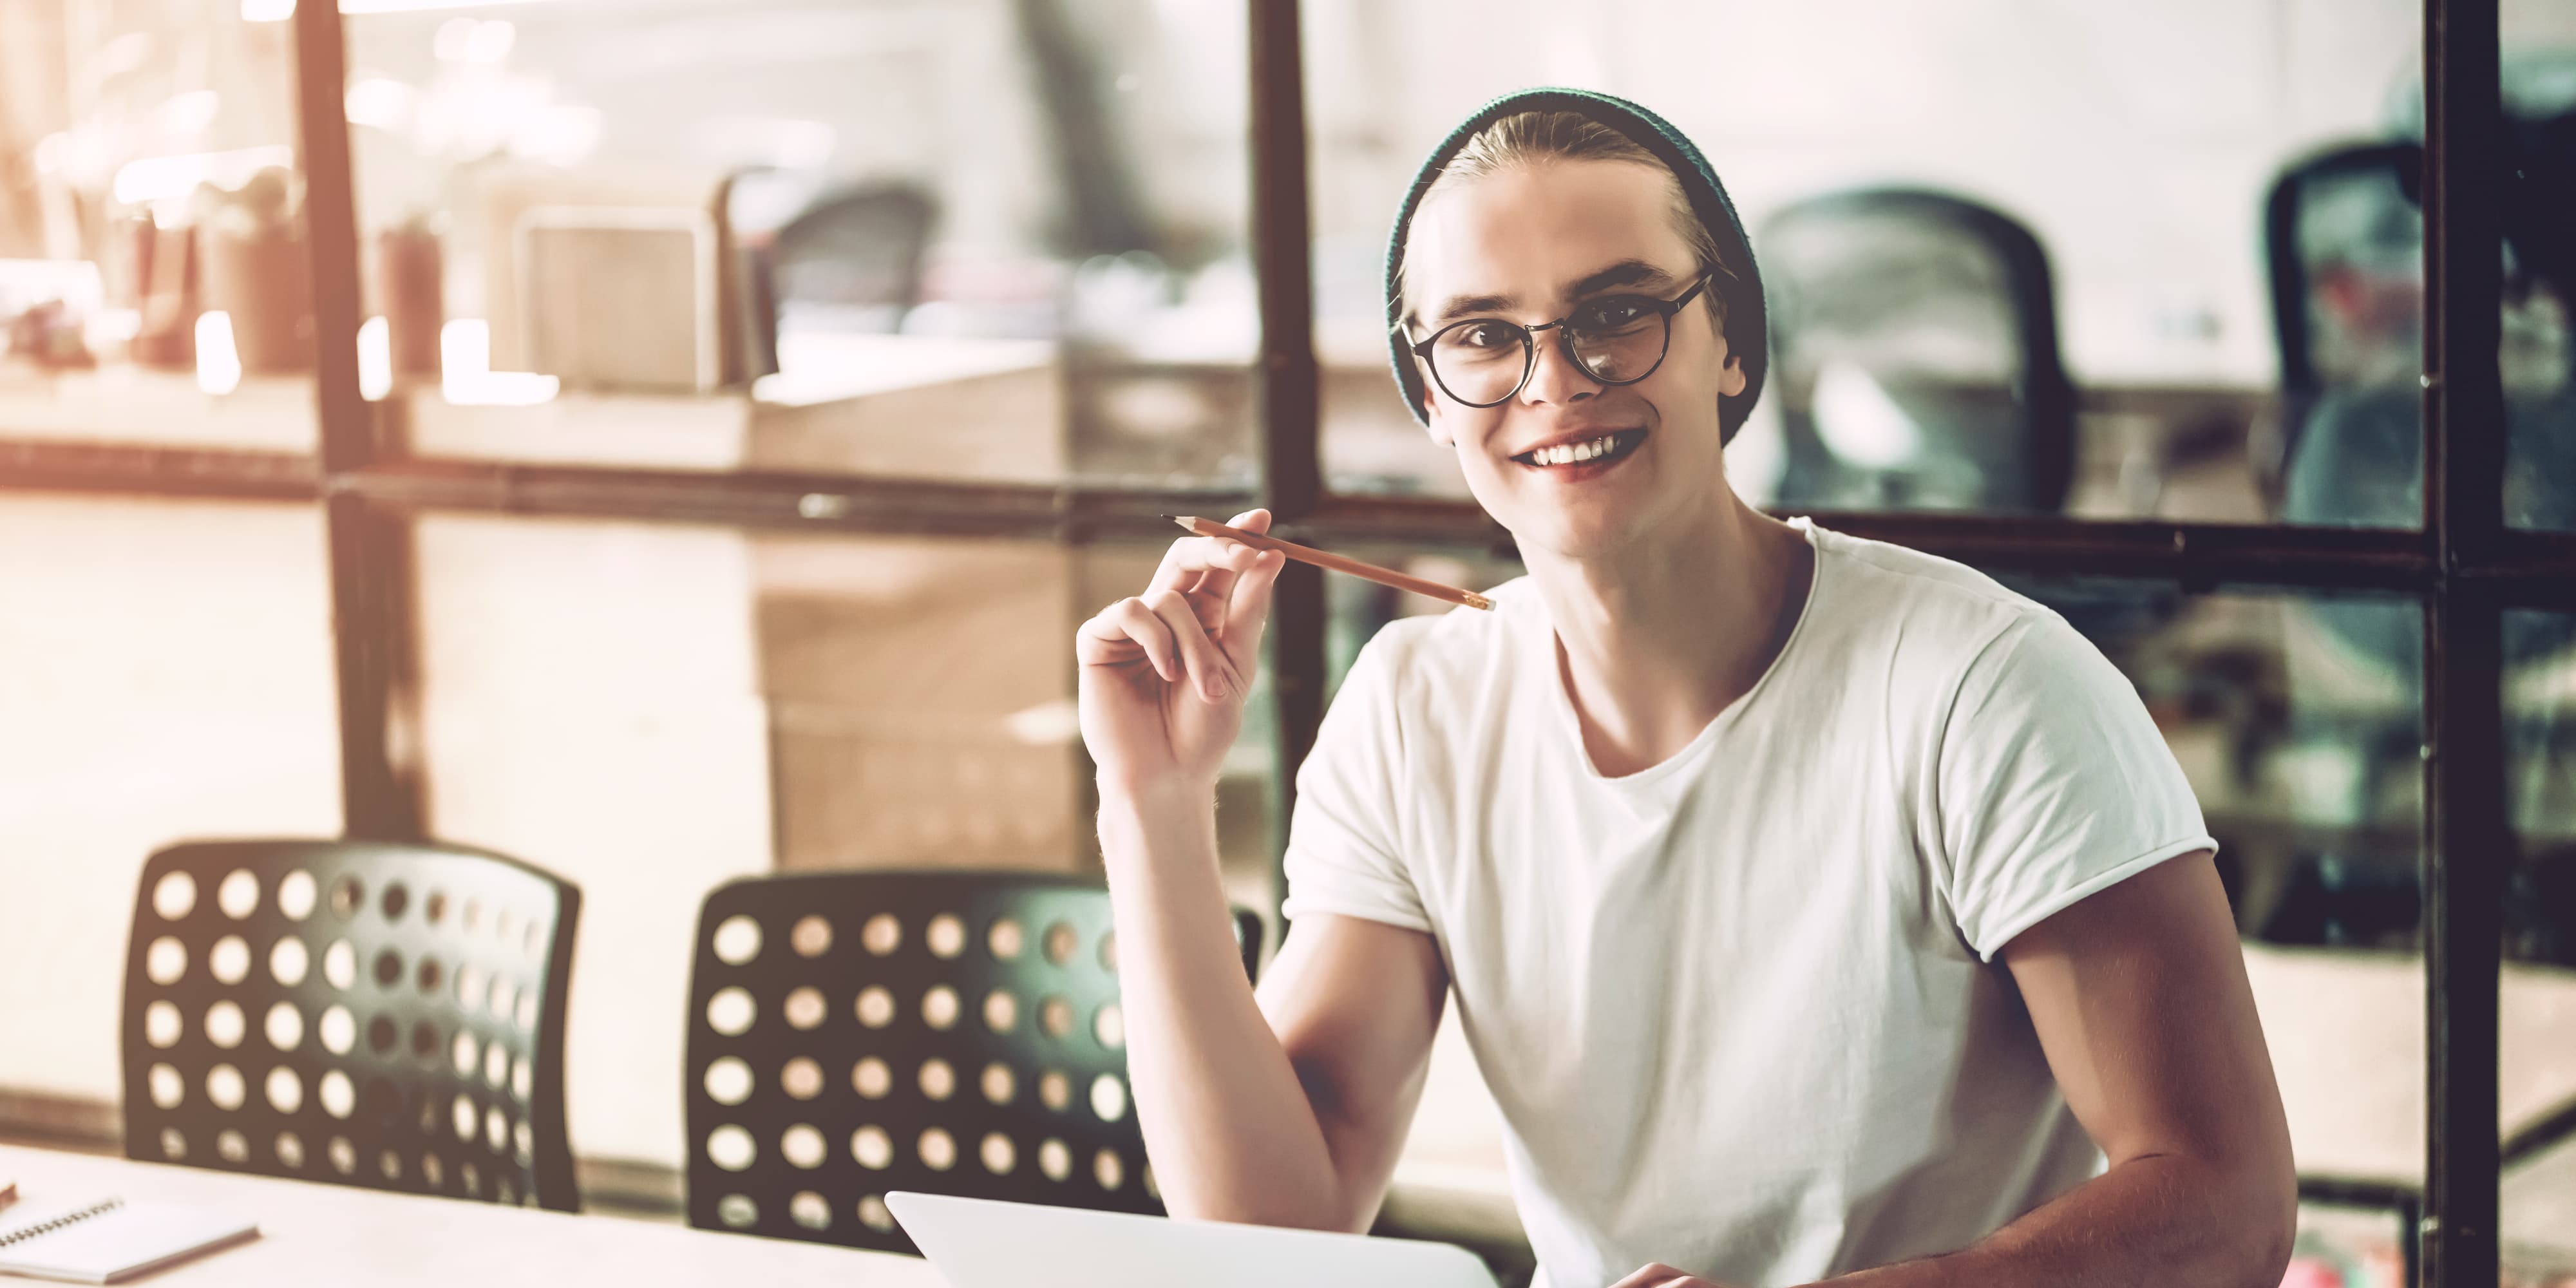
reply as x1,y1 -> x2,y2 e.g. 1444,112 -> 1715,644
1426,299 -> 1672,406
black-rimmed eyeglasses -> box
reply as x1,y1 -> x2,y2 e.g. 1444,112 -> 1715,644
1397,272 -> 1714,409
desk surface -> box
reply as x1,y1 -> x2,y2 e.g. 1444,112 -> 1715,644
0,1144 -> 944,1287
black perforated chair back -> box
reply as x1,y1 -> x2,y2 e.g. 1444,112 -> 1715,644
120,839 -> 582,1210
1757,187 -> 2074,515
683,871 -> 1262,1253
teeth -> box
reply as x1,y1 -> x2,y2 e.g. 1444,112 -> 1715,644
1528,435 -> 1620,466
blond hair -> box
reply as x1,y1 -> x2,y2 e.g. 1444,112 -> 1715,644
1399,110 -> 1734,328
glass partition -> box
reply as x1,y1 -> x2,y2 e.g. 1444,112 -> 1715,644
339,0 -> 1256,489
2502,609 -> 2576,1278
0,493 -> 341,1106
1293,0 -> 2559,543
0,0 -> 319,453
408,515 -> 1293,1166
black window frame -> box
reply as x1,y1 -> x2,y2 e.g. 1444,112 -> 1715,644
0,1 -> 2564,1283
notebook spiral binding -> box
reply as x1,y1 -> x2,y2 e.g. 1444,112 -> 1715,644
0,1199 -> 125,1248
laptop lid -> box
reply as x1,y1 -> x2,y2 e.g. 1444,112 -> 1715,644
886,1191 -> 1501,1288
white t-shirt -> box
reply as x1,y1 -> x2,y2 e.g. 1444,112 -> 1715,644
1280,520 -> 2216,1288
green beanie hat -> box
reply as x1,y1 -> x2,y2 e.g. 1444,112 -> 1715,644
1384,88 -> 1768,442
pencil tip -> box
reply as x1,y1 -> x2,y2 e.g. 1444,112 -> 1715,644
1166,515 -> 1197,530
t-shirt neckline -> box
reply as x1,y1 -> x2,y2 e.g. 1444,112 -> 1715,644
1536,517 -> 1830,788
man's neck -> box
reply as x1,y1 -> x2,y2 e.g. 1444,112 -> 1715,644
1525,491 -> 1815,778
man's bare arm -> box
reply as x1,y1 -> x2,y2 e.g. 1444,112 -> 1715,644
1076,507 -> 1446,1235
1838,852 -> 2295,1287
1101,791 -> 1446,1233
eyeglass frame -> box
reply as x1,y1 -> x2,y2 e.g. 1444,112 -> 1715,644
1395,270 -> 1717,410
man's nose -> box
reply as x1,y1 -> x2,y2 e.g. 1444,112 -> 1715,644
1519,328 -> 1600,406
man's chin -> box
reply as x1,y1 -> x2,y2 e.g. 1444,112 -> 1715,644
1491,508 -> 1647,565
1463,474 -> 1654,562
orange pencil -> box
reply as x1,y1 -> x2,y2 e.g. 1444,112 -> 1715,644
1168,516 -> 1493,611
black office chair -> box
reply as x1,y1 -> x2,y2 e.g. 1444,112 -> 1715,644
1757,188 -> 2076,514
766,184 -> 938,336
2266,134 -> 2576,536
682,871 -> 1262,1253
2261,124 -> 2576,951
119,839 -> 583,1209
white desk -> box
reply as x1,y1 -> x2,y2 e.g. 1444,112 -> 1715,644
0,1144 -> 944,1287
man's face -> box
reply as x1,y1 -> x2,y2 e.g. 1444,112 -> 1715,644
1406,158 -> 1745,560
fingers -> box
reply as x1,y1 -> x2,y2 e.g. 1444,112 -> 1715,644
1215,547 -> 1287,673
1072,589 -> 1248,708
1143,587 -> 1241,704
1081,509 -> 1280,700
1075,597 -> 1179,682
1150,508 -> 1274,611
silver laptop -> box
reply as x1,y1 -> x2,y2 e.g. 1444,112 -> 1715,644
887,1191 -> 1500,1288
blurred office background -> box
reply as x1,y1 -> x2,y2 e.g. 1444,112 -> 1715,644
1,1 -> 2573,1284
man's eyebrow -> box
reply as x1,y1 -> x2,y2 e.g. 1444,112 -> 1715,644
1425,260 -> 1681,326
1428,291 -> 1517,325
1566,260 -> 1678,298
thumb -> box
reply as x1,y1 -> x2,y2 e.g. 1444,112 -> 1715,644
1216,548 -> 1286,674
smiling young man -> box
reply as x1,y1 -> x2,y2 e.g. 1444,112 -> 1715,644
1074,90 -> 2295,1288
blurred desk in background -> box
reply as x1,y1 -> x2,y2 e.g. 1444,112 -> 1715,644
0,1142 -> 941,1287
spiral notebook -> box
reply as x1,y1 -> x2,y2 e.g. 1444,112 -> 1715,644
0,1197 -> 258,1283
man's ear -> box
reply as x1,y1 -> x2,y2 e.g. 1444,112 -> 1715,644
1417,363 -> 1457,448
1717,352 -> 1747,399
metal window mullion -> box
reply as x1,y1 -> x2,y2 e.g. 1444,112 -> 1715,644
10,427 -> 2570,595
294,0 -> 422,842
1248,0 -> 1326,898
2420,0 -> 2508,1281
2422,585 -> 2505,1288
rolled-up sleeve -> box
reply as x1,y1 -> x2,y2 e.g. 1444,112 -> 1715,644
1936,612 -> 2219,960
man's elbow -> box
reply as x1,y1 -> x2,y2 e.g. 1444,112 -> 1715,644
1153,1163 -> 1376,1236
2215,1150 -> 2299,1288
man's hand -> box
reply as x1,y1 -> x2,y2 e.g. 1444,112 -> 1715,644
1609,1265 -> 1739,1288
1075,507 -> 1287,799
1075,510 -> 1445,1238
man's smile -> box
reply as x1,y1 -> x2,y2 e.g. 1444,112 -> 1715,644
1508,427 -> 1649,473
